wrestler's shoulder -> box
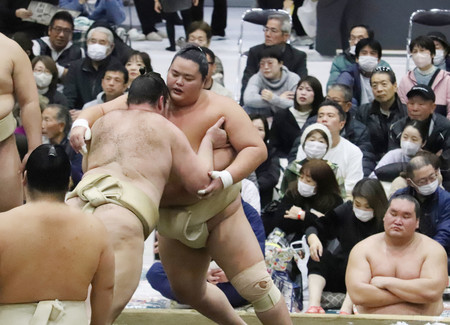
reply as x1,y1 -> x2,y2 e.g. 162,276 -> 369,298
203,91 -> 245,117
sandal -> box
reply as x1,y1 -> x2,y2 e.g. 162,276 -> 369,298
305,305 -> 325,314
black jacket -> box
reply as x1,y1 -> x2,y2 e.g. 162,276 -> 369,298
240,43 -> 307,103
269,108 -> 313,158
389,113 -> 450,190
36,38 -> 84,69
256,143 -> 280,209
356,94 -> 407,162
63,55 -> 121,109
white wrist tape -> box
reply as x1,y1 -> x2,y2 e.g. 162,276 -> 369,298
71,118 -> 92,140
210,170 -> 233,189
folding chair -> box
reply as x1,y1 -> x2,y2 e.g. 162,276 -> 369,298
235,8 -> 291,102
406,8 -> 450,71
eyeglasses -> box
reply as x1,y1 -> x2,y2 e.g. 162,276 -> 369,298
51,26 -> 72,36
374,66 -> 392,72
263,27 -> 282,34
411,172 -> 438,187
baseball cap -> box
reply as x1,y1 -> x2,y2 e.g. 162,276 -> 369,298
427,31 -> 449,51
406,84 -> 436,102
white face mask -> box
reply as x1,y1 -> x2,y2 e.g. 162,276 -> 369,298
304,141 -> 327,159
401,140 -> 421,157
412,52 -> 432,69
349,45 -> 356,55
87,43 -> 109,61
416,178 -> 439,196
297,180 -> 316,197
434,49 -> 445,66
34,71 -> 52,88
353,206 -> 374,222
358,55 -> 378,73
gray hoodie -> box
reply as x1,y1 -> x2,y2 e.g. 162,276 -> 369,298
244,65 -> 300,115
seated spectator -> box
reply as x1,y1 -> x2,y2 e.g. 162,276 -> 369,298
294,101 -> 364,198
82,63 -> 128,109
125,51 -> 153,89
86,21 -> 134,65
337,38 -> 385,106
241,13 -> 307,103
201,47 -> 233,99
346,195 -> 448,315
59,0 -> 126,26
398,35 -> 450,117
41,104 -> 82,188
243,45 -> 300,118
32,55 -> 68,106
392,154 -> 450,272
270,76 -> 324,158
356,67 -> 408,163
63,26 -> 121,118
327,24 -> 391,89
0,0 -> 58,39
290,84 -> 376,176
305,178 -> 387,314
187,20 -> 224,86
389,85 -> 450,191
281,123 -> 344,197
147,200 -> 266,308
262,159 -> 343,243
32,11 -> 84,80
250,114 -> 280,209
428,31 -> 450,72
371,119 -> 428,182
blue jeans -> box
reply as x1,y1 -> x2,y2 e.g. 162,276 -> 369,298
60,0 -> 125,25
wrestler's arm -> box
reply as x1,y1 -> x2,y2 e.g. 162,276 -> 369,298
170,118 -> 222,194
346,241 -> 403,308
370,241 -> 448,304
218,100 -> 267,183
90,232 -> 115,325
12,40 -> 41,162
70,94 -> 128,152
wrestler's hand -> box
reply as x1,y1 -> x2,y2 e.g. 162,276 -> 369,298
70,126 -> 88,154
370,276 -> 390,289
284,205 -> 305,220
307,234 -> 322,262
205,116 -> 229,149
197,175 -> 223,198
209,267 -> 228,283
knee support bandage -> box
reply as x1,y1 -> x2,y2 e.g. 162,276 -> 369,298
230,261 -> 281,312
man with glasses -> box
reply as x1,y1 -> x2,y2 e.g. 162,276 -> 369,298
32,11 -> 84,81
392,155 -> 450,273
240,13 -> 307,104
63,26 -> 121,119
356,66 -> 407,163
327,24 -> 391,89
389,85 -> 450,191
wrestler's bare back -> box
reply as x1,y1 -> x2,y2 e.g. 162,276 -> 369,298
0,202 -> 112,303
356,233 -> 445,315
85,110 -> 178,204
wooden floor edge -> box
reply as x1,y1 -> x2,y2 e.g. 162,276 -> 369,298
114,308 -> 450,325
